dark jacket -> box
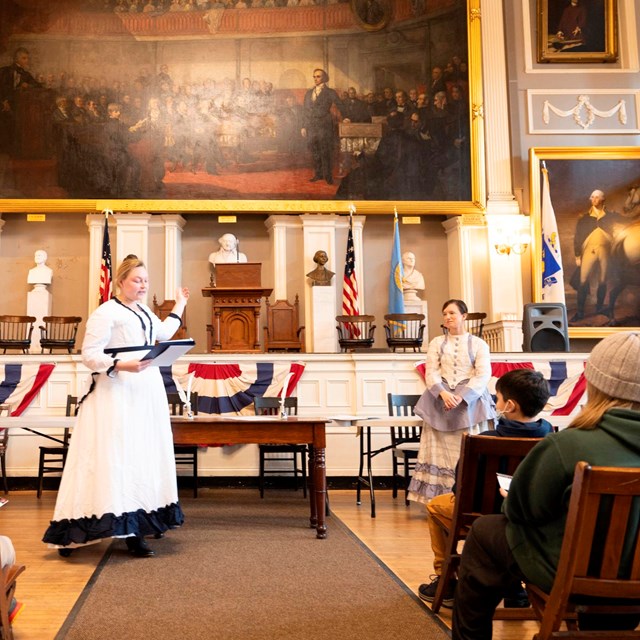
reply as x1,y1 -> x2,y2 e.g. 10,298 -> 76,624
505,408 -> 640,592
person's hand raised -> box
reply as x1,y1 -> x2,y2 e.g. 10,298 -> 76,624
175,287 -> 190,305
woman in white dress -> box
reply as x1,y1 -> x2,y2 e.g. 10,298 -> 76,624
43,256 -> 189,558
408,299 -> 495,502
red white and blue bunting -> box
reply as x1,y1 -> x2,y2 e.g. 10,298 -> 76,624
161,361 -> 306,415
414,359 -> 586,417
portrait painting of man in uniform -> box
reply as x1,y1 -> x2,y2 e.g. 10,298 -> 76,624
0,0 -> 483,214
530,148 -> 640,338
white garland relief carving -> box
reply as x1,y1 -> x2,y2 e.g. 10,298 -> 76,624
542,95 -> 627,130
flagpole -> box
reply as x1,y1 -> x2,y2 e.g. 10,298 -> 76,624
389,205 -> 405,330
99,210 -> 114,305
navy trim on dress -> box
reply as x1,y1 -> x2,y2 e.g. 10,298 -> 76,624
42,502 -> 185,547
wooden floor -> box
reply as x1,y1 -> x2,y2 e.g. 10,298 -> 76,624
5,488 -> 541,640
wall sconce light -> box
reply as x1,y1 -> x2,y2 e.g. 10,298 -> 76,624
494,228 -> 531,256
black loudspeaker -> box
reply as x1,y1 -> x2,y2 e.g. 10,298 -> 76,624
522,303 -> 570,352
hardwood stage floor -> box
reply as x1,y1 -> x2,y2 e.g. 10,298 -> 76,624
4,488 -> 540,640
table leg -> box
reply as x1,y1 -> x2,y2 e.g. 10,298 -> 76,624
366,426 -> 376,518
308,444 -> 327,539
356,427 -> 365,505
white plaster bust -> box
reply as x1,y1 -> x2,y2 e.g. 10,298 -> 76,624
208,233 -> 248,266
27,249 -> 53,285
401,251 -> 424,301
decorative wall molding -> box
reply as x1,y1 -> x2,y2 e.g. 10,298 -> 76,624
527,89 -> 640,134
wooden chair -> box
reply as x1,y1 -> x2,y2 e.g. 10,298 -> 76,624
526,461 -> 640,639
167,392 -> 199,498
38,316 -> 82,353
336,315 -> 376,352
387,393 -> 422,505
0,405 -> 10,495
465,312 -> 486,338
0,546 -> 25,640
384,313 -> 425,352
254,396 -> 306,498
440,312 -> 487,339
430,433 -> 542,616
263,296 -> 305,352
152,296 -> 187,340
37,395 -> 77,499
0,316 -> 36,354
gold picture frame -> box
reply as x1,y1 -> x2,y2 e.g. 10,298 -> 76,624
0,0 -> 485,216
351,0 -> 392,32
537,0 -> 618,64
529,147 -> 640,338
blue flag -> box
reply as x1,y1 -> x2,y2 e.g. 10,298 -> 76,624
388,214 -> 405,331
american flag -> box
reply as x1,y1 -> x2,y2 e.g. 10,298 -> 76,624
342,214 -> 359,316
99,216 -> 112,304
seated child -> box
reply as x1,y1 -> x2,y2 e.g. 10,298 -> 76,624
418,368 -> 552,608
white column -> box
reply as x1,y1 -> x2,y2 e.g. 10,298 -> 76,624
86,214 -> 107,318
480,0 -> 520,216
310,286 -> 338,352
442,216 -> 488,312
300,214 -> 339,352
160,214 -> 186,298
486,214 -> 527,321
265,215 -> 301,301
114,213 -> 151,265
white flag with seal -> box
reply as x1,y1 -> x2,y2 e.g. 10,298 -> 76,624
541,166 -> 566,304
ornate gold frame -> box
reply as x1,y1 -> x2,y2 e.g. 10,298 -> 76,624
529,146 -> 640,338
537,0 -> 618,64
0,0 -> 485,216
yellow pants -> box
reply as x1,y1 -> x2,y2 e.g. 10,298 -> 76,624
426,492 -> 456,575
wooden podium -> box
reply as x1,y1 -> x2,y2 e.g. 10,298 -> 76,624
202,263 -> 272,352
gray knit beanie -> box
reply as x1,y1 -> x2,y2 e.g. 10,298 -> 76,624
584,331 -> 640,402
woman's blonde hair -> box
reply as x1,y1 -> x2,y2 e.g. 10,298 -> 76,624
115,254 -> 145,290
568,382 -> 640,430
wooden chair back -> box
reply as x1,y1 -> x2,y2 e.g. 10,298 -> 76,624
383,314 -> 425,352
0,316 -> 36,354
527,461 -> 640,639
0,545 -> 25,640
152,295 -> 187,339
39,316 -> 82,353
430,433 -> 542,614
336,315 -> 376,352
254,396 -> 298,416
465,312 -> 486,338
63,394 -> 78,445
0,405 -> 10,495
167,392 -> 199,416
263,296 -> 305,352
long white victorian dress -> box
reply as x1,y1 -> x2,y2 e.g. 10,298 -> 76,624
43,298 -> 184,549
407,331 -> 496,503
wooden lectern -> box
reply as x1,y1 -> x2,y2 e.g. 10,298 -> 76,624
202,263 -> 272,352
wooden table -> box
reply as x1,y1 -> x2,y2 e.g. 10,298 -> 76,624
171,415 -> 329,538
1,414 -> 330,539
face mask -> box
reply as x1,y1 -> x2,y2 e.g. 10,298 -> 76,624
494,409 -> 505,422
